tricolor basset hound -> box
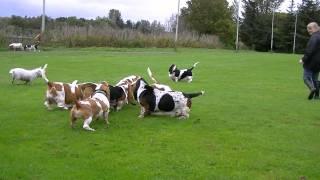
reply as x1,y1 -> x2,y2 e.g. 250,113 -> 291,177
70,82 -> 110,131
169,62 -> 199,83
133,78 -> 204,119
108,75 -> 140,111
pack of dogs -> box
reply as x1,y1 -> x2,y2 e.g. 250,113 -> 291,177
9,62 -> 204,131
9,43 -> 40,52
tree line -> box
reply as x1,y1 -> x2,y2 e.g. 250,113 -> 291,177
0,0 -> 319,53
239,0 -> 320,53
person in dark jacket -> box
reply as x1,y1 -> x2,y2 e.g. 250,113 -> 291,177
299,22 -> 320,100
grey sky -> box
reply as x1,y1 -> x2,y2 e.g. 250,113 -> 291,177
0,0 -> 300,23
0,0 -> 189,23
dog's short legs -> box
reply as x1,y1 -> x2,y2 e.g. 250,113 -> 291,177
175,77 -> 178,82
70,116 -> 77,128
83,117 -> 95,131
116,101 -> 125,111
44,100 -> 54,110
103,111 -> 110,126
179,109 -> 189,119
187,77 -> 193,83
138,107 -> 146,118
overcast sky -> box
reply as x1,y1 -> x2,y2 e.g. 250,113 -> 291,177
0,0 -> 300,23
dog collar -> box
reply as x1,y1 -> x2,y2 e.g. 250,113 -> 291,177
93,90 -> 107,97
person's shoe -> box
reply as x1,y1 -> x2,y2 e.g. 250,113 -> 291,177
314,89 -> 319,99
308,89 -> 316,100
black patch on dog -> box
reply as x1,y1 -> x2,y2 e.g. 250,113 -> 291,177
109,85 -> 124,101
179,70 -> 192,80
169,64 -> 175,74
174,70 -> 180,77
158,94 -> 175,111
139,88 -> 156,112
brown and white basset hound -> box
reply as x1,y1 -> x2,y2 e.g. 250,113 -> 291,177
44,80 -> 104,110
70,82 -> 110,131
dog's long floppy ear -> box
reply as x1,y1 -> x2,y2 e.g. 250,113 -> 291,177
169,64 -> 176,73
145,84 -> 154,92
127,82 -> 136,105
47,82 -> 53,88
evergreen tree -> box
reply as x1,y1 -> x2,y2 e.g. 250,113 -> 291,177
240,0 -> 284,51
295,0 -> 320,53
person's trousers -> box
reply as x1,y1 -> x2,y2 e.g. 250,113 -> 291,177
303,68 -> 319,97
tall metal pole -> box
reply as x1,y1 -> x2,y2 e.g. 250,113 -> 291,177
41,0 -> 46,33
235,0 -> 240,52
293,10 -> 298,54
175,0 -> 180,43
271,6 -> 275,52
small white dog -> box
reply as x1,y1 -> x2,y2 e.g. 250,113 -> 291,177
9,43 -> 24,51
9,64 -> 48,84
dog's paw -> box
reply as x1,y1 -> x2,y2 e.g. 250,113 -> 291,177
138,114 -> 144,118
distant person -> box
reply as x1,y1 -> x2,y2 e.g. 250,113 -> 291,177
34,32 -> 42,46
299,22 -> 320,100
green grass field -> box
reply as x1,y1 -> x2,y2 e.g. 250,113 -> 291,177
0,48 -> 319,179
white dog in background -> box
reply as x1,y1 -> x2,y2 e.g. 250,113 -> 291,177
9,64 -> 49,84
9,43 -> 24,51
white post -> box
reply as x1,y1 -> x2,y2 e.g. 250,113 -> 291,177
293,10 -> 298,54
175,0 -> 180,43
41,0 -> 46,33
271,6 -> 275,52
235,0 -> 240,52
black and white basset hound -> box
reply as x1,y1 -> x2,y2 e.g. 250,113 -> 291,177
24,44 -> 39,52
168,62 -> 199,82
133,78 -> 204,119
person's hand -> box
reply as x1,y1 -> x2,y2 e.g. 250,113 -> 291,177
299,59 -> 303,64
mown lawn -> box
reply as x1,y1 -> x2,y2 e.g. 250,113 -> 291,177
0,48 -> 319,179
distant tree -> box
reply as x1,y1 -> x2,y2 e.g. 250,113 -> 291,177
9,15 -> 25,29
240,0 -> 284,51
277,0 -> 297,52
165,14 -> 176,32
125,20 -> 134,29
135,20 -> 151,34
108,9 -> 124,28
181,0 -> 235,45
150,20 -> 165,34
295,0 -> 320,53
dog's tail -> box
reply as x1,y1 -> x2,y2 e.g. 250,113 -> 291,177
147,67 -> 159,84
189,62 -> 200,71
183,90 -> 205,99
